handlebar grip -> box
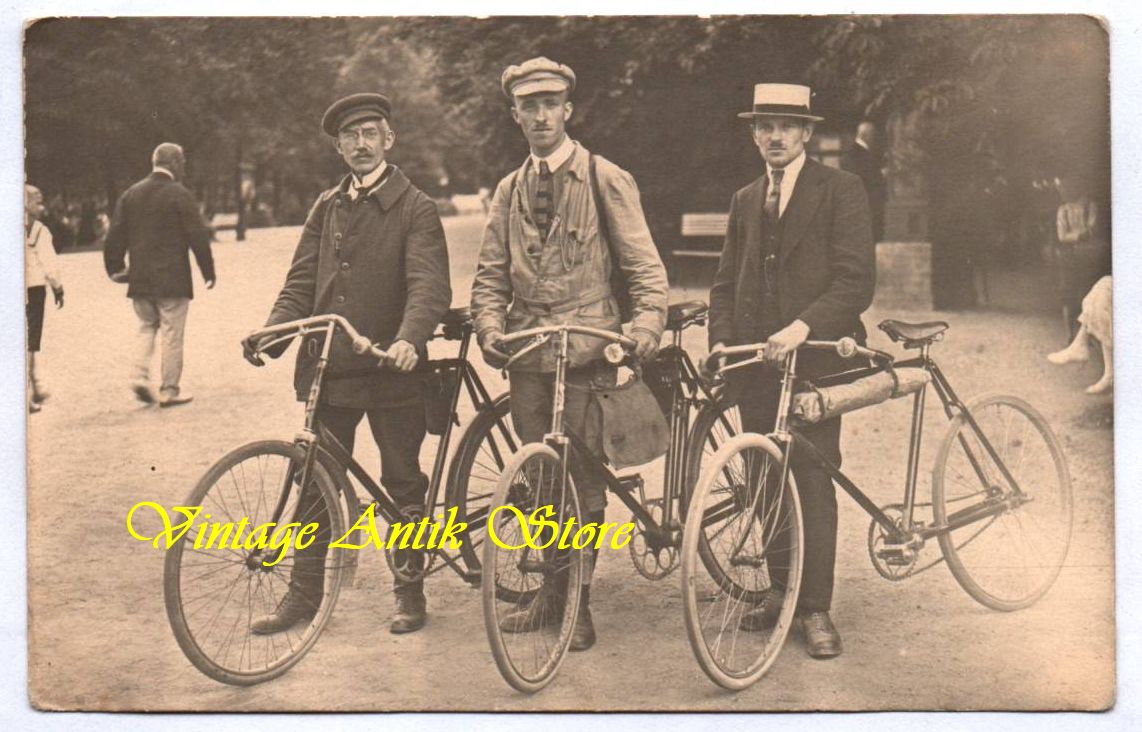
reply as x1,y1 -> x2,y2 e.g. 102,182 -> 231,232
836,337 -> 858,359
351,335 -> 374,355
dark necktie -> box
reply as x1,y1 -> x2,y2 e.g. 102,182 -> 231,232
764,168 -> 784,221
534,160 -> 554,241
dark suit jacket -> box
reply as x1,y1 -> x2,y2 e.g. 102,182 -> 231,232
104,172 -> 215,299
709,157 -> 875,378
265,165 -> 451,408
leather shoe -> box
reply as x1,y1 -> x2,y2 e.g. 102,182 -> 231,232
250,588 -> 319,635
131,382 -> 155,404
739,587 -> 786,631
160,392 -> 194,408
390,590 -> 427,634
800,611 -> 842,659
568,603 -> 595,652
499,584 -> 562,633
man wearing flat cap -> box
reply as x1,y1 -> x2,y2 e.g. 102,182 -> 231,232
706,83 -> 875,659
471,57 -> 669,652
245,92 -> 451,636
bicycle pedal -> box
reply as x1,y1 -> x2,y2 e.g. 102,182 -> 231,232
617,474 -> 644,492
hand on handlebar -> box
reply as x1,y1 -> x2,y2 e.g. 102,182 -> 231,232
387,340 -> 418,373
763,320 -> 810,363
700,342 -> 727,380
479,331 -> 511,370
630,328 -> 660,363
242,334 -> 272,367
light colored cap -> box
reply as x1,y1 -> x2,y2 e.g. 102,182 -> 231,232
501,57 -> 576,98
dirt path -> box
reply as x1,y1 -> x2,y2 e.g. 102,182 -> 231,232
26,217 -> 1113,711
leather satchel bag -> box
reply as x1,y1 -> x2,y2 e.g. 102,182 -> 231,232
585,367 -> 670,470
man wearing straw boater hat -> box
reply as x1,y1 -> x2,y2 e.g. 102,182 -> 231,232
706,83 -> 875,659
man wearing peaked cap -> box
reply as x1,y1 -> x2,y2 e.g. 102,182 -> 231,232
244,92 -> 451,637
706,82 -> 875,659
472,57 -> 668,653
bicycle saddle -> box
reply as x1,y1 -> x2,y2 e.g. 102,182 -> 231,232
439,306 -> 472,341
878,319 -> 949,345
667,300 -> 708,330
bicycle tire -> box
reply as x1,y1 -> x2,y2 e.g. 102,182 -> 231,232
482,442 -> 584,693
932,393 -> 1072,611
681,432 -> 803,690
163,440 -> 348,685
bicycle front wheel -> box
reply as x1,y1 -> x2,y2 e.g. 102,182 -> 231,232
681,433 -> 803,690
932,394 -> 1073,611
482,442 -> 583,693
163,440 -> 348,685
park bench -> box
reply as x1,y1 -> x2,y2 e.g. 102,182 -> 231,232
670,212 -> 728,283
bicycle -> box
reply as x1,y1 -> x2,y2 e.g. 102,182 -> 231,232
682,319 -> 1073,690
481,301 -> 739,693
162,307 -> 518,685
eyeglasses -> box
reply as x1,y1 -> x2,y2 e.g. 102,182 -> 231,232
338,127 -> 383,145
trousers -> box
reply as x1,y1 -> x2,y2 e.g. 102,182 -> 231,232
508,364 -> 616,515
737,377 -> 842,614
131,296 -> 189,398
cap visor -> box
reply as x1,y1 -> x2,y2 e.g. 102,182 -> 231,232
512,79 -> 569,97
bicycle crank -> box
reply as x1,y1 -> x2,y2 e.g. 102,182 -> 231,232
867,503 -> 926,581
628,498 -> 680,580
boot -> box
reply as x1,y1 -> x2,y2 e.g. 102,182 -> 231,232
498,566 -> 567,633
390,580 -> 427,634
568,584 -> 596,652
250,556 -> 325,635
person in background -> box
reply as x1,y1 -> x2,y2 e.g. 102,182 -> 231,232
841,120 -> 886,243
104,142 -> 216,407
25,184 -> 65,414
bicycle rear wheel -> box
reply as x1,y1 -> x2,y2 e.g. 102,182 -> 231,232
482,442 -> 583,693
932,394 -> 1072,611
445,393 -> 520,587
163,440 -> 347,685
681,433 -> 803,690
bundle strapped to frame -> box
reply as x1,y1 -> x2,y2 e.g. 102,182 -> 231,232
790,367 -> 930,424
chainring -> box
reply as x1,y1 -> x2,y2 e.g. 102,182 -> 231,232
867,503 -> 919,581
628,498 -> 679,580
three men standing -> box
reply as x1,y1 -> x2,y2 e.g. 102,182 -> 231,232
707,83 -> 876,659
247,93 -> 452,636
471,57 -> 669,651
104,143 -> 215,407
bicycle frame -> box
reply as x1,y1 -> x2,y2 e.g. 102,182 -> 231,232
751,340 -> 1035,546
248,314 -> 512,584
508,323 -> 725,553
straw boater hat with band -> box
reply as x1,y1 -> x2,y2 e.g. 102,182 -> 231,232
738,83 -> 825,122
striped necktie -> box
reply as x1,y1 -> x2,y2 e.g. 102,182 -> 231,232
764,168 -> 784,221
534,160 -> 554,241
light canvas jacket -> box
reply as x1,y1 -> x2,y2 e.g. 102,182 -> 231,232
471,142 -> 667,371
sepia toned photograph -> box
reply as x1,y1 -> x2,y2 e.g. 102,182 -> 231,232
22,14 -> 1115,713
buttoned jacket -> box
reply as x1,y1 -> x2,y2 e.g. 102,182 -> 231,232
709,157 -> 875,377
103,172 -> 215,299
265,166 -> 451,407
471,142 -> 667,371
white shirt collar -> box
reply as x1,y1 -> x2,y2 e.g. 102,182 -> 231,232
152,166 -> 175,179
529,136 -> 575,175
349,162 -> 388,200
766,151 -> 807,218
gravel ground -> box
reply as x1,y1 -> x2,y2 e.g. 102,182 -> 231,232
26,215 -> 1114,711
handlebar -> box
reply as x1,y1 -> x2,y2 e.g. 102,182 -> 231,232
243,314 -> 389,364
712,337 -> 894,377
496,325 -> 639,372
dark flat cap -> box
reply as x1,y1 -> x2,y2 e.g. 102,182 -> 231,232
321,93 -> 392,136
501,57 -> 576,98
